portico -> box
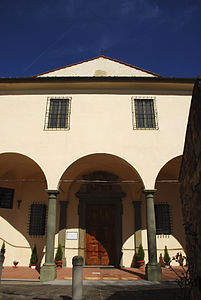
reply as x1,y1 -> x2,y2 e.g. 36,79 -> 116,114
39,153 -> 162,281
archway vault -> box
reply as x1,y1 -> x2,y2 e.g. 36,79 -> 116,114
154,155 -> 186,254
0,152 -> 48,266
57,153 -> 145,267
58,153 -> 144,189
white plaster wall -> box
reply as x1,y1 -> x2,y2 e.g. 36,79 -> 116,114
0,83 -> 191,267
141,230 -> 185,266
0,217 -> 31,266
39,57 -> 155,77
65,228 -> 79,267
0,94 -> 191,189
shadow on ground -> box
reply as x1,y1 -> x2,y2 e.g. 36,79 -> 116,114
33,298 -> 71,300
120,268 -> 146,280
104,288 -> 183,300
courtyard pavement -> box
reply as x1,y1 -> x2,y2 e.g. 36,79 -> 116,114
1,265 -> 184,281
0,267 -> 187,299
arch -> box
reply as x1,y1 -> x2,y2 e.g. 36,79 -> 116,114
56,153 -> 145,267
0,152 -> 48,266
154,155 -> 182,186
154,155 -> 186,254
57,153 -> 145,189
0,152 -> 48,186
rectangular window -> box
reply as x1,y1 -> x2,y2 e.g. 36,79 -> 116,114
132,97 -> 158,129
155,203 -> 171,235
29,203 -> 46,236
45,97 -> 71,130
0,187 -> 14,209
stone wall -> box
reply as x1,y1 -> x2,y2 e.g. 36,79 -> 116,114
180,77 -> 201,299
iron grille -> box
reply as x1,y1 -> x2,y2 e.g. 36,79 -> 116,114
29,203 -> 47,236
132,97 -> 158,129
154,203 -> 172,235
0,187 -> 14,209
44,97 -> 71,130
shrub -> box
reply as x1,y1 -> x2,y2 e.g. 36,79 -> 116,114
30,244 -> 38,265
136,243 -> 145,261
1,241 -> 5,250
55,244 -> 63,261
164,245 -> 171,263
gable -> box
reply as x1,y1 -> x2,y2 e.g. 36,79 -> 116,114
37,56 -> 159,78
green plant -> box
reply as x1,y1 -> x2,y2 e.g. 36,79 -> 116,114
136,243 -> 145,261
30,244 -> 38,265
55,243 -> 63,261
163,245 -> 171,263
1,241 -> 5,250
170,253 -> 191,300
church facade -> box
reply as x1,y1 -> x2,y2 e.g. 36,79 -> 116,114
0,56 -> 194,281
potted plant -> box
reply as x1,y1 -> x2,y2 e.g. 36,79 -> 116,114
30,244 -> 38,269
159,253 -> 165,267
1,241 -> 5,255
136,243 -> 145,268
55,243 -> 63,268
163,245 -> 171,268
13,260 -> 19,268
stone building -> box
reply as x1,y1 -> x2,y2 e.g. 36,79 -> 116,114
180,76 -> 201,298
0,56 -> 194,281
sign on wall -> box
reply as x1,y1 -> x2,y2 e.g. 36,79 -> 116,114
66,232 -> 78,240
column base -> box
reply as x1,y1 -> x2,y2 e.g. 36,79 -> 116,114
145,262 -> 162,281
40,263 -> 57,282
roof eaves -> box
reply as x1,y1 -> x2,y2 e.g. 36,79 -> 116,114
0,76 -> 196,83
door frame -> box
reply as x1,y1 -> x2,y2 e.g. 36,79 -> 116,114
76,171 -> 125,267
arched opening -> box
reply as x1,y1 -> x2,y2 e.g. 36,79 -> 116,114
0,152 -> 47,266
154,155 -> 185,263
58,153 -> 144,267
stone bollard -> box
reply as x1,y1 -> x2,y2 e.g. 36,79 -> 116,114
0,253 -> 4,281
72,256 -> 84,300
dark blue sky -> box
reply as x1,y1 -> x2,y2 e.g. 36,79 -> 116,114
0,0 -> 201,78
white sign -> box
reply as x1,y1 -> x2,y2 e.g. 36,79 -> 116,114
66,232 -> 78,240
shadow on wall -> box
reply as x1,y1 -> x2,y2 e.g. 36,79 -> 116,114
0,152 -> 48,267
155,155 -> 186,252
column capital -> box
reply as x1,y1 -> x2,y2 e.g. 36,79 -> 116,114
45,189 -> 60,195
143,189 -> 157,195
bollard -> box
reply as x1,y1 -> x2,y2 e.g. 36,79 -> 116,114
72,256 -> 84,300
0,253 -> 4,281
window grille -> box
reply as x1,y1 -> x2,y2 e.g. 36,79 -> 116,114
29,203 -> 46,236
44,97 -> 71,130
132,97 -> 158,129
0,187 -> 14,209
154,203 -> 172,235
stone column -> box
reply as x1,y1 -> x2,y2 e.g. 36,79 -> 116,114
40,190 -> 59,282
144,189 -> 162,281
116,199 -> 123,267
58,201 -> 68,267
133,201 -> 142,260
78,199 -> 86,263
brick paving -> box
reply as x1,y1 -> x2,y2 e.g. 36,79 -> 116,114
1,266 -> 184,281
0,267 -> 187,300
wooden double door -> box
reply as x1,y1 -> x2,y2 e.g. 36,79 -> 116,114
85,203 -> 115,265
